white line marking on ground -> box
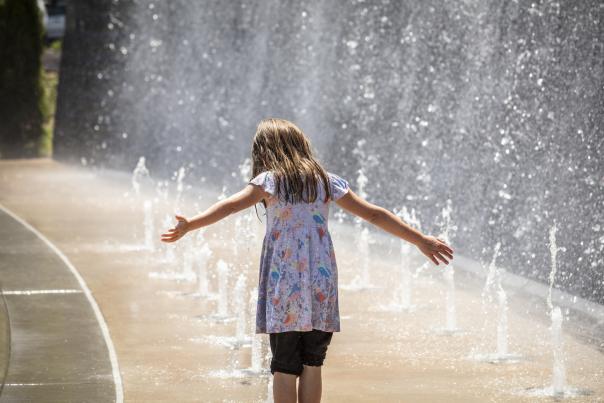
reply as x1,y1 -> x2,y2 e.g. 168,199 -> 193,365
4,382 -> 75,386
0,203 -> 124,402
2,289 -> 83,295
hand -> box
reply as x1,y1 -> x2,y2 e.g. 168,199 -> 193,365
416,235 -> 454,266
160,214 -> 190,243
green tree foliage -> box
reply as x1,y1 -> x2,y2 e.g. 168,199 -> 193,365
0,0 -> 44,158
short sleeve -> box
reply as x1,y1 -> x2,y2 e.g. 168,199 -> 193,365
249,171 -> 276,195
328,172 -> 350,201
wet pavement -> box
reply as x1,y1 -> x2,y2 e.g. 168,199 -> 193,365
0,158 -> 603,402
0,207 -> 116,401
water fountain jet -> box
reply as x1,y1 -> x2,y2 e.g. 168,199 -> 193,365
194,240 -> 213,298
432,200 -> 462,335
208,259 -> 233,322
469,242 -> 522,363
143,199 -> 155,252
378,207 -> 422,312
131,156 -> 150,197
522,224 -> 591,398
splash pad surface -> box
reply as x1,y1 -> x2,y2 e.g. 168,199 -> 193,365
0,159 -> 602,402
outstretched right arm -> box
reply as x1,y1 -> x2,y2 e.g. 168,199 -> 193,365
335,190 -> 454,265
160,183 -> 268,243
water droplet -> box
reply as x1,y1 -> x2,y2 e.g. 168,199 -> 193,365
498,190 -> 512,200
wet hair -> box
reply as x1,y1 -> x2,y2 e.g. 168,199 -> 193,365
251,118 -> 332,207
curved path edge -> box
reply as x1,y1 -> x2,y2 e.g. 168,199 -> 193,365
0,203 -> 124,403
0,286 -> 10,396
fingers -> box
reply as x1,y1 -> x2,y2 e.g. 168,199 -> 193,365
436,238 -> 454,254
440,248 -> 454,260
423,251 -> 439,265
161,235 -> 180,243
161,230 -> 179,237
433,237 -> 454,255
159,215 -> 187,243
160,231 -> 183,242
434,252 -> 449,265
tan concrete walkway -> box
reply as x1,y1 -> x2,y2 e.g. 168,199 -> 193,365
0,158 -> 603,402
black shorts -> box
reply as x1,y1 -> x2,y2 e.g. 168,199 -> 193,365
269,329 -> 333,376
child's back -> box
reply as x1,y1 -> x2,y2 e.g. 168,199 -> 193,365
161,117 -> 453,399
250,170 -> 350,334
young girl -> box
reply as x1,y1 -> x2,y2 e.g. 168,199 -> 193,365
161,118 -> 453,403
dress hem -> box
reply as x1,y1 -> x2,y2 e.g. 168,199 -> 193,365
256,325 -> 341,334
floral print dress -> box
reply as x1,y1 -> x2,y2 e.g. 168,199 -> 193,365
249,171 -> 350,334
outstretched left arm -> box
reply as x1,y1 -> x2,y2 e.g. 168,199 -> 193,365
160,183 -> 268,243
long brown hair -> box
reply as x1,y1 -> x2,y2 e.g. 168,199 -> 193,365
251,118 -> 332,206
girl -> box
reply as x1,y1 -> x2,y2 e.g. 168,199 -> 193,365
161,118 -> 454,403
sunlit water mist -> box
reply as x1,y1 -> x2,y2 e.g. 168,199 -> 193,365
54,0 -> 604,302
90,9 -> 604,384
55,0 -> 603,306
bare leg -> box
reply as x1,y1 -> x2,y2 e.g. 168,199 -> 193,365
298,365 -> 322,403
273,372 -> 297,403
